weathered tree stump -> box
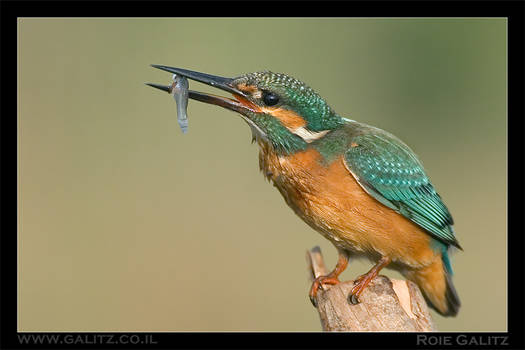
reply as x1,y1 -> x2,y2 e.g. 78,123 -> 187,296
306,246 -> 437,332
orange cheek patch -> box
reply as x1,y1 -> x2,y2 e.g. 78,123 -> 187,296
263,108 -> 306,130
237,83 -> 260,95
233,94 -> 261,112
233,86 -> 307,130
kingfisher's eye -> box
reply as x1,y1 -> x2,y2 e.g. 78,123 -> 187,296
263,92 -> 279,106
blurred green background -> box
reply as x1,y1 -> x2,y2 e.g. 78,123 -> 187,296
18,18 -> 506,332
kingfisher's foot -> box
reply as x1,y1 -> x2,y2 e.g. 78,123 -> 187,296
348,274 -> 371,304
309,275 -> 341,307
308,248 -> 349,307
348,256 -> 392,305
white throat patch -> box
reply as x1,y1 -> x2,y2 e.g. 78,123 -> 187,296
290,126 -> 330,143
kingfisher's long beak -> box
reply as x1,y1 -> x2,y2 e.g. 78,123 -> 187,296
146,65 -> 257,115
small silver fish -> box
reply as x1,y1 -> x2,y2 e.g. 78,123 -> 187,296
170,74 -> 189,134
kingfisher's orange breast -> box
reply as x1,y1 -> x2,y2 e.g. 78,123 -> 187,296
258,143 -> 440,269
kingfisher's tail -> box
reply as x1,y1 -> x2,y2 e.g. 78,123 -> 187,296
404,252 -> 460,317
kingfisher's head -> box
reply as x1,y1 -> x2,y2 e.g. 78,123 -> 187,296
147,66 -> 344,154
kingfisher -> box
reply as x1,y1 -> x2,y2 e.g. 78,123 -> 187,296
147,65 -> 461,317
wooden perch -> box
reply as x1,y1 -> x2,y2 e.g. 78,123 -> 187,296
306,246 -> 437,332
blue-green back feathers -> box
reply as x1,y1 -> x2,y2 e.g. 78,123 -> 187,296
343,129 -> 461,249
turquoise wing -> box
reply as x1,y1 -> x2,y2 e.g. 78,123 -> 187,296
344,131 -> 461,249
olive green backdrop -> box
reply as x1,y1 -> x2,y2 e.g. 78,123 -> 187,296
18,18 -> 507,332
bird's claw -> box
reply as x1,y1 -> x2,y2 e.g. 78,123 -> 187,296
348,293 -> 360,305
309,275 -> 340,308
309,295 -> 318,307
348,272 -> 377,305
